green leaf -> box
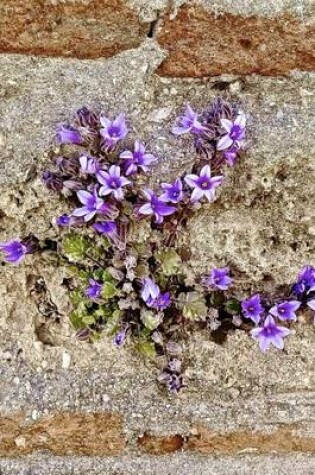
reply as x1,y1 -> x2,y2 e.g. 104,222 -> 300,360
179,291 -> 208,321
157,249 -> 182,276
70,310 -> 83,329
140,309 -> 162,331
94,305 -> 113,320
225,298 -> 241,315
101,282 -> 119,300
63,233 -> 89,262
67,266 -> 90,282
136,341 -> 156,358
105,309 -> 122,336
82,314 -> 96,325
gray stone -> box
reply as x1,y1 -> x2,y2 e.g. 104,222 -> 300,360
1,454 -> 315,475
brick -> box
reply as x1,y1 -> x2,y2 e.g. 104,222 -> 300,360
0,0 -> 148,59
157,5 -> 315,76
0,412 -> 125,456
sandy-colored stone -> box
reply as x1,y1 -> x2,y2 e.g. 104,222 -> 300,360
157,5 -> 315,77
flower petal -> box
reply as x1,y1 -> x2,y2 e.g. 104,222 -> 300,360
200,164 -> 211,178
172,125 -> 192,135
234,112 -> 246,128
217,135 -> 233,151
184,174 -> 199,187
190,187 -> 203,202
77,190 -> 92,205
220,119 -> 233,133
139,203 -> 153,215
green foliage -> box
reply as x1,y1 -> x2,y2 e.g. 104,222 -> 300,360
140,309 -> 162,331
136,340 -> 156,358
104,309 -> 122,336
225,298 -> 241,315
157,249 -> 182,276
62,233 -> 89,262
102,281 -> 119,299
179,291 -> 208,321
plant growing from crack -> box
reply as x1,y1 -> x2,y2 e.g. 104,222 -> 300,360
1,98 -> 315,393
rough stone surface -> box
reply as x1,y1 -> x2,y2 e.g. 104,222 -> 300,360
0,0 -> 153,59
157,4 -> 315,76
0,41 -> 315,470
2,454 -> 315,475
0,0 -> 314,78
0,412 -> 125,456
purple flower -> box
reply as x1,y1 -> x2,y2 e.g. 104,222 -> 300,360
97,165 -> 131,201
203,267 -> 232,291
72,188 -> 106,222
93,220 -> 117,237
0,240 -> 28,264
184,165 -> 223,203
293,265 -> 315,297
148,292 -> 171,311
100,113 -> 128,150
251,315 -> 290,352
79,155 -> 101,175
269,300 -> 301,322
56,125 -> 82,145
85,279 -> 103,300
56,214 -> 72,227
138,190 -> 177,224
160,178 -> 184,204
223,145 -> 239,167
141,277 -> 160,303
172,105 -> 207,135
120,140 -> 157,176
42,171 -> 64,192
217,112 -> 246,151
113,327 -> 128,347
241,294 -> 264,325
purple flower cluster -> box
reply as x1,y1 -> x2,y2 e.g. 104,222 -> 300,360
4,101 -> 315,394
199,265 -> 312,353
172,99 -> 246,169
39,108 -> 163,237
243,296 -> 300,352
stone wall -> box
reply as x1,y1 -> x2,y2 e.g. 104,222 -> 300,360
0,1 -> 315,473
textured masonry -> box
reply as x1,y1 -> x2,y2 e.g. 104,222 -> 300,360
0,0 -> 315,473
0,0 -> 314,75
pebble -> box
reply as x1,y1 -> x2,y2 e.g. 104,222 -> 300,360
62,351 -> 71,369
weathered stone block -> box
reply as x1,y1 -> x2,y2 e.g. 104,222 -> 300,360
0,0 -> 151,58
157,3 -> 315,76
